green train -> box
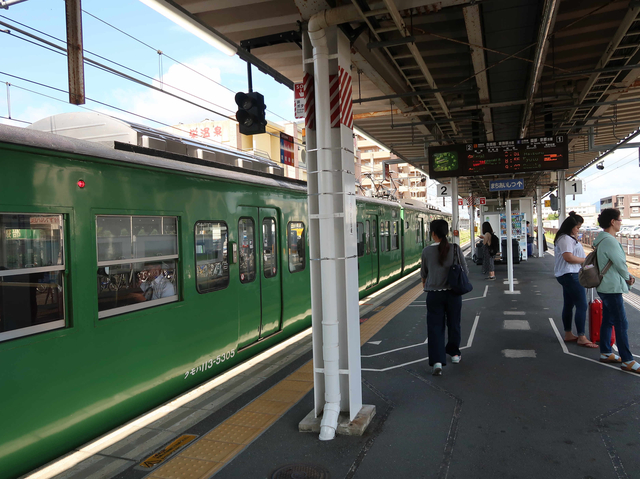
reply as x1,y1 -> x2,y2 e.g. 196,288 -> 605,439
0,123 -> 448,478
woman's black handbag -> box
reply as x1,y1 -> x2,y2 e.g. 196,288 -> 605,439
448,244 -> 473,295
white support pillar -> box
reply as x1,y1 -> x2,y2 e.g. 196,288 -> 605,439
303,22 -> 369,442
451,177 -> 459,244
469,204 -> 475,249
506,199 -> 515,292
536,186 -> 544,257
558,169 -> 566,225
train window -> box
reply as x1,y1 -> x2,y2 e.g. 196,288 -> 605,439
416,220 -> 421,244
195,221 -> 229,293
263,218 -> 277,278
380,221 -> 388,252
357,222 -> 365,257
365,220 -> 370,254
96,215 -> 178,319
0,213 -> 65,342
371,220 -> 377,253
288,222 -> 306,273
392,221 -> 399,250
239,218 -> 256,283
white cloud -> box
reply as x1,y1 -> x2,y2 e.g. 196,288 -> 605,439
107,57 -> 240,127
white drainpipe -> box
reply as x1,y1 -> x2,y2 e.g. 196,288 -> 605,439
307,5 -> 360,441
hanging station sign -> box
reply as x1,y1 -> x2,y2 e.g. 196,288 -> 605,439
428,134 -> 569,179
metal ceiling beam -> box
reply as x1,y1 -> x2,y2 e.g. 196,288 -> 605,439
520,0 -> 561,138
553,62 -> 640,80
350,34 -> 432,139
463,3 -> 492,141
564,5 -> 640,147
346,0 -> 437,140
352,85 -> 474,104
380,0 -> 459,135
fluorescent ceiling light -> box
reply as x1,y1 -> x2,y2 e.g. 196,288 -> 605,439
139,0 -> 237,56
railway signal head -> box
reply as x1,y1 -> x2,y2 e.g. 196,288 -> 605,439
235,92 -> 267,135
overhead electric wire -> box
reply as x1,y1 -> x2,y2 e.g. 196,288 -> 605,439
0,114 -> 30,124
79,6 -> 295,124
2,13 -> 307,153
0,72 -> 309,172
0,18 -> 238,120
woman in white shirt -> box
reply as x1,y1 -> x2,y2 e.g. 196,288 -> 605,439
554,212 -> 597,348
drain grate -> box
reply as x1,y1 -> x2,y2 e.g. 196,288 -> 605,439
270,463 -> 331,479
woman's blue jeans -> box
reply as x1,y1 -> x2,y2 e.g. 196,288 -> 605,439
556,273 -> 587,335
426,290 -> 462,366
598,292 -> 633,362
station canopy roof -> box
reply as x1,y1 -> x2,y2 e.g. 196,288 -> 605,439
156,0 -> 640,199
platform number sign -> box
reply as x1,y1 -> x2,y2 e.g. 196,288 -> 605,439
564,179 -> 583,195
436,183 -> 451,197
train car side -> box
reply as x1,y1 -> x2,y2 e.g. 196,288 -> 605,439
0,130 -> 311,478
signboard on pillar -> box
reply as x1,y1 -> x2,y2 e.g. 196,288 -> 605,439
294,82 -> 305,119
436,183 -> 451,197
458,198 -> 463,206
490,179 -> 524,192
280,132 -> 294,166
564,179 -> 583,195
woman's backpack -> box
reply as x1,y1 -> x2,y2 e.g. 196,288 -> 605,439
488,233 -> 500,256
578,243 -> 612,288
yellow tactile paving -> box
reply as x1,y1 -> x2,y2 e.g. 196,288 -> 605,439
286,370 -> 314,382
180,439 -> 245,463
297,361 -> 314,373
148,455 -> 222,479
244,398 -> 296,415
260,386 -> 309,403
278,379 -> 316,392
225,409 -> 279,429
148,282 -> 420,477
202,423 -> 262,445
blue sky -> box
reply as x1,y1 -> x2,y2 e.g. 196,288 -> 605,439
1,0 -> 638,211
0,0 -> 296,129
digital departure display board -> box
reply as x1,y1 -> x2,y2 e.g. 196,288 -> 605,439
428,134 -> 569,180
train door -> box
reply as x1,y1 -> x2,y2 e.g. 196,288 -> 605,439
237,207 -> 282,350
369,216 -> 379,287
357,221 -> 370,290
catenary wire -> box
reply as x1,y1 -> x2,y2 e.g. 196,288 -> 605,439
0,19 -> 238,119
79,7 -> 295,124
0,72 -> 309,170
1,17 -> 302,146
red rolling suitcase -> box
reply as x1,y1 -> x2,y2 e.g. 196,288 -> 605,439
588,298 -> 616,345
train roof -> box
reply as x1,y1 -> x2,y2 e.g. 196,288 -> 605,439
357,195 -> 448,215
0,123 -> 307,194
27,112 -> 285,176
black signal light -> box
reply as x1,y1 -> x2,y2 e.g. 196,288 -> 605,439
235,91 -> 267,135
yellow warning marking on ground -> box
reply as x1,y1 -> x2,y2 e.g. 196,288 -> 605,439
149,281 -> 421,477
139,434 -> 197,468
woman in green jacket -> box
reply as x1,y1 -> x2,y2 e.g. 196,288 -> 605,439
593,208 -> 638,373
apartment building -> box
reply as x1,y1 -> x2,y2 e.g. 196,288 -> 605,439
354,134 -> 428,203
600,193 -> 640,225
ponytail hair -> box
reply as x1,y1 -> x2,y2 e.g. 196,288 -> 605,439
430,219 -> 450,266
554,211 -> 584,243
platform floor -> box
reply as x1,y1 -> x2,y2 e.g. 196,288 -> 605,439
25,247 -> 640,479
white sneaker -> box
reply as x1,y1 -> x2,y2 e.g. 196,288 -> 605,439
432,363 -> 442,376
451,355 -> 461,364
